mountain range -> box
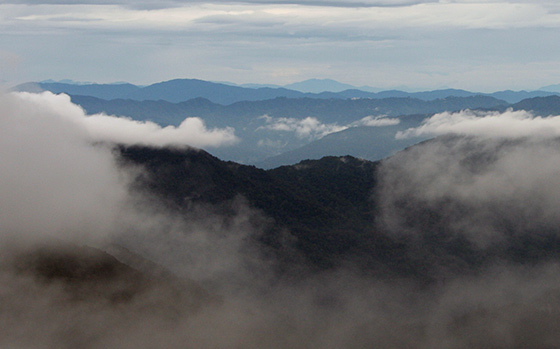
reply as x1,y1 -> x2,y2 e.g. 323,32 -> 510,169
17,78 -> 560,104
14,79 -> 560,168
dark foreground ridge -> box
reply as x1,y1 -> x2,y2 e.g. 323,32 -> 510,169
117,145 -> 384,272
9,242 -> 214,306
116,139 -> 560,282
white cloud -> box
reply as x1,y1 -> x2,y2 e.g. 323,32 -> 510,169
0,90 -> 236,244
0,91 -> 127,242
378,136 -> 560,247
258,115 -> 347,139
15,91 -> 238,148
256,114 -> 399,143
354,115 -> 400,127
397,109 -> 560,140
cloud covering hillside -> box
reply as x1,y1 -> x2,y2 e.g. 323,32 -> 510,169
4,91 -> 560,347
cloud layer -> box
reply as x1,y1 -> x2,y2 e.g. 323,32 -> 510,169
397,109 -> 560,139
258,115 -> 347,139
355,115 -> 400,127
385,108 -> 560,246
15,91 -> 238,148
379,136 -> 560,247
257,114 -> 399,142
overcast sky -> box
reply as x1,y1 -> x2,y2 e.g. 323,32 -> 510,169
1,0 -> 560,91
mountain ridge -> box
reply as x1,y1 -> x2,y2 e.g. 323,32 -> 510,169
15,78 -> 560,104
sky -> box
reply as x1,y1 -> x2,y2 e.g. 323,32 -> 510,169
1,0 -> 560,91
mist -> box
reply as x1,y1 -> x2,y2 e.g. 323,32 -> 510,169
15,91 -> 238,148
3,93 -> 560,347
385,109 -> 560,246
397,108 -> 560,140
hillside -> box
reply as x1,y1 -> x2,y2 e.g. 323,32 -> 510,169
116,138 -> 560,281
117,145 -> 380,270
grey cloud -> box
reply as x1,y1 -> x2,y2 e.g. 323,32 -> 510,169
0,92 -> 128,244
0,0 -> 437,9
204,0 -> 436,7
377,135 -> 560,247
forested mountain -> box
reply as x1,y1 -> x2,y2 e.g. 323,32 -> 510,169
116,138 -> 560,281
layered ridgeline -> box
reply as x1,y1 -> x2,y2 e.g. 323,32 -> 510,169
67,93 -> 560,167
17,78 -> 560,104
16,79 -> 560,168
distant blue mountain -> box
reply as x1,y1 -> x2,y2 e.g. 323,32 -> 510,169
284,79 -> 383,93
240,83 -> 282,89
40,79 -> 94,85
67,93 -> 507,165
489,90 -> 559,104
254,95 -> 560,168
15,77 -> 560,167
255,115 -> 428,169
15,78 -> 560,104
284,79 -> 360,93
17,82 -> 141,101
511,95 -> 560,116
540,84 -> 560,93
